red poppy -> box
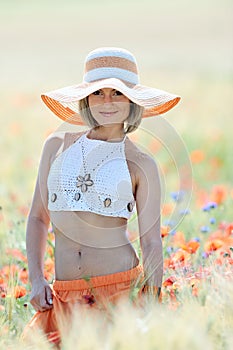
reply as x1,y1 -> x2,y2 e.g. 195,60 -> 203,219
161,226 -> 170,238
190,149 -> 205,164
19,268 -> 29,285
210,185 -> 227,205
163,276 -> 176,287
169,289 -> 177,302
1,291 -> 6,298
14,285 -> 27,298
171,231 -> 186,247
225,223 -> 233,236
192,285 -> 199,297
169,249 -> 190,269
184,241 -> 200,254
161,203 -> 174,216
204,239 -> 224,252
6,249 -> 27,262
1,265 -> 20,279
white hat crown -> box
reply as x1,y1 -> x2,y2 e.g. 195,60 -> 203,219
83,47 -> 139,86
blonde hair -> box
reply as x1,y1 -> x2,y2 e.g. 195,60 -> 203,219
78,97 -> 144,134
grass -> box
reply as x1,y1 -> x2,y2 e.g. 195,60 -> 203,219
1,272 -> 233,349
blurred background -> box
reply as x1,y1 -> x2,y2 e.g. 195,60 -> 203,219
0,0 -> 232,218
0,1 -> 233,343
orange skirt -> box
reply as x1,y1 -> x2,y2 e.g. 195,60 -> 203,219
22,265 -> 144,346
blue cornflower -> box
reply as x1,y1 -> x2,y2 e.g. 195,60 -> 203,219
209,217 -> 216,225
179,209 -> 190,215
200,226 -> 210,233
202,201 -> 218,212
170,229 -> 177,236
163,219 -> 175,227
202,205 -> 210,212
170,191 -> 185,202
166,247 -> 174,253
208,202 -> 218,209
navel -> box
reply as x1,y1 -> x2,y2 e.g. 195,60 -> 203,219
78,250 -> 82,270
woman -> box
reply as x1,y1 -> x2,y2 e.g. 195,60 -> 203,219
23,47 -> 180,344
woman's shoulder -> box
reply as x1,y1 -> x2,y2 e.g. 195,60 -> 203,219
44,130 -> 85,147
126,136 -> 158,169
62,130 -> 87,148
42,130 -> 86,162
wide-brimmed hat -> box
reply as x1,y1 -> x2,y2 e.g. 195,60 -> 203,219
41,47 -> 181,125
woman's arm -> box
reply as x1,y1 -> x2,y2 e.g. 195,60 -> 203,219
135,153 -> 163,299
26,134 -> 63,311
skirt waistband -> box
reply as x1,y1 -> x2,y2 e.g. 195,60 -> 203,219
53,264 -> 144,291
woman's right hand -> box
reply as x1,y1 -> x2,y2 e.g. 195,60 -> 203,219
30,277 -> 54,312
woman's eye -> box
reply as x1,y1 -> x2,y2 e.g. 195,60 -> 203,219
92,90 -> 101,95
114,90 -> 123,96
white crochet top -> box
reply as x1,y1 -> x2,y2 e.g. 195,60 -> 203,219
47,132 -> 136,219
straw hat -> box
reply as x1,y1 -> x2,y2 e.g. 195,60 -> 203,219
41,47 -> 181,125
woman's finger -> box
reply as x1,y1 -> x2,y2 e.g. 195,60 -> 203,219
45,286 -> 53,305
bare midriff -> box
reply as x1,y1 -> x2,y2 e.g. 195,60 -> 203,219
50,211 -> 140,281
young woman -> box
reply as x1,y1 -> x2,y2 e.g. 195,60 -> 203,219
23,47 -> 180,345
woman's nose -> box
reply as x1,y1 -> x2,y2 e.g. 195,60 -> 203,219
103,94 -> 113,103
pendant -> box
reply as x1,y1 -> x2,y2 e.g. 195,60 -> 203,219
76,174 -> 94,193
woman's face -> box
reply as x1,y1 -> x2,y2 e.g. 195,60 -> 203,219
88,88 -> 130,126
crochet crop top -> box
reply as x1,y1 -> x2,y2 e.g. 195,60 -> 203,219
47,132 -> 136,219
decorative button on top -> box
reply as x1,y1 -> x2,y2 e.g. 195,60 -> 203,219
51,193 -> 57,202
127,201 -> 134,212
104,198 -> 111,207
74,193 -> 81,201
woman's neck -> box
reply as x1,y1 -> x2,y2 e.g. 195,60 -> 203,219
89,125 -> 125,142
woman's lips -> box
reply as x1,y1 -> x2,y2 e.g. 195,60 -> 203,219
99,111 -> 118,117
